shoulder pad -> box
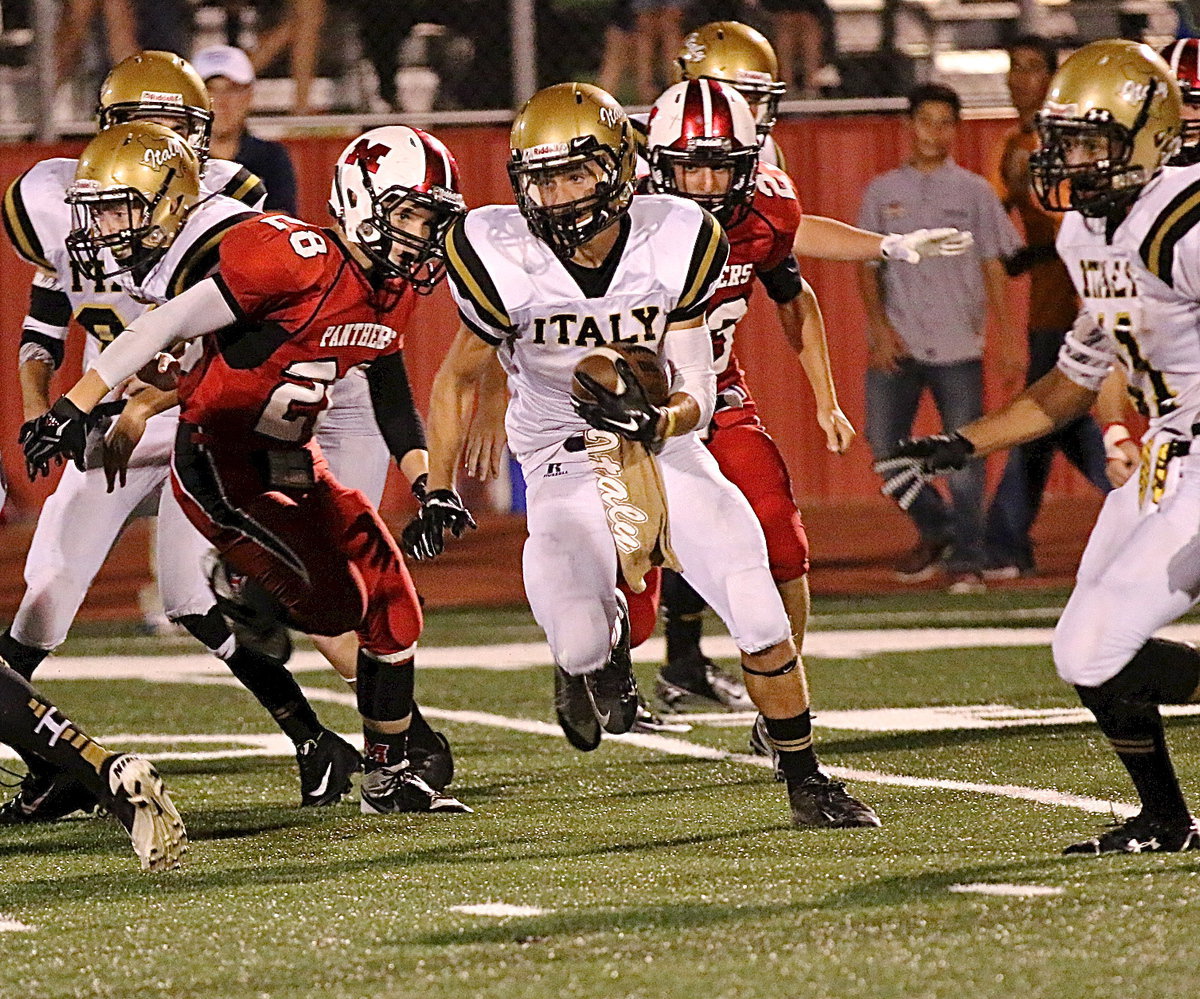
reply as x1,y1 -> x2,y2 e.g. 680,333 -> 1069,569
203,158 -> 268,209
2,158 -> 76,270
216,213 -> 331,319
163,195 -> 260,298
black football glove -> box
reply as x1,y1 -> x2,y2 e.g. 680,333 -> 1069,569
19,397 -> 88,481
401,487 -> 477,561
873,432 -> 975,510
572,359 -> 665,450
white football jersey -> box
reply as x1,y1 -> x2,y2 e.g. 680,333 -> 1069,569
4,156 -> 261,373
444,196 -> 728,461
1056,164 -> 1200,437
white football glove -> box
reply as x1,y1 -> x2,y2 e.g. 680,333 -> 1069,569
880,228 -> 975,264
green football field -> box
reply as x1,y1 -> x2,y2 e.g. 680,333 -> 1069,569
5,593 -> 1200,999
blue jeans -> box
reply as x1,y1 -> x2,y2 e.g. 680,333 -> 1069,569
983,328 -> 1111,569
866,357 -> 985,572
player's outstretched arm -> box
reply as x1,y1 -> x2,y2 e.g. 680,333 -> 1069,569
463,355 -> 509,481
776,279 -> 854,453
793,215 -> 973,263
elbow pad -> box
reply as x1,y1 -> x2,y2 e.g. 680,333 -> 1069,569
1056,313 -> 1115,393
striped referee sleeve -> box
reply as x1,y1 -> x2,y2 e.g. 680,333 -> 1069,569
443,216 -> 512,344
668,208 -> 729,322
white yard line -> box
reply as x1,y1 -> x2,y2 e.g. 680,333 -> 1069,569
948,884 -> 1064,898
0,918 -> 34,932
449,904 -> 549,917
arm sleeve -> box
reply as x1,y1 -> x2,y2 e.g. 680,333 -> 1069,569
366,352 -> 427,462
668,209 -> 731,323
91,277 -> 237,389
20,271 -> 70,368
757,253 -> 804,304
443,216 -> 513,345
663,321 -> 717,428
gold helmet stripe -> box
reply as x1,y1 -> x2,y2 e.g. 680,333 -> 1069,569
444,217 -> 511,331
168,210 -> 257,299
675,210 -> 728,317
2,173 -> 51,270
219,165 -> 267,208
1138,177 -> 1200,284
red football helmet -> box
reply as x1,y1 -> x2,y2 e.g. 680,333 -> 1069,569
646,78 -> 759,227
1161,39 -> 1200,164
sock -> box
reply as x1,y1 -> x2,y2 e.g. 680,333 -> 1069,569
661,570 -> 707,679
0,664 -> 110,800
223,645 -> 323,746
1114,638 -> 1200,704
0,628 -> 51,680
764,710 -> 819,781
357,649 -> 415,768
1076,689 -> 1188,821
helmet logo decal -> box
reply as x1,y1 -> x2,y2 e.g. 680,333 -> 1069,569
598,105 -> 622,129
345,139 -> 391,174
139,135 -> 188,169
141,90 -> 183,105
1121,80 -> 1153,105
524,141 -> 570,162
680,33 -> 706,64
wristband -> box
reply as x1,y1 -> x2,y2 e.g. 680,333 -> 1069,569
660,407 -> 677,441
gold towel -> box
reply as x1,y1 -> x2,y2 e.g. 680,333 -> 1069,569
583,429 -> 680,592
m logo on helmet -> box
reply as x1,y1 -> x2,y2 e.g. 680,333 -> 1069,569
345,139 -> 391,173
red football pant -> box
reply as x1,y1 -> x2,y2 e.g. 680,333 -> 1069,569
621,404 -> 809,648
171,431 -> 421,659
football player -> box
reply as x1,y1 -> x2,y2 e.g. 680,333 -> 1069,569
23,126 -> 472,816
3,123 -> 358,820
876,40 -> 1200,854
1162,38 -> 1200,166
407,83 -> 879,829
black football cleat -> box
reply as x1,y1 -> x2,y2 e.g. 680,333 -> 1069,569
584,592 -> 639,735
787,771 -> 881,828
407,728 -> 454,792
656,655 -> 754,712
555,667 -> 602,751
0,762 -> 99,824
631,698 -> 693,735
1064,812 -> 1200,855
296,730 -> 361,807
748,713 -> 785,782
359,762 -> 471,814
100,754 -> 187,871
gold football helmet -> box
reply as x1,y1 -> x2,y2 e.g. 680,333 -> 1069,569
66,121 -> 201,281
97,51 -> 213,161
508,82 -> 637,257
677,21 -> 786,137
1030,39 -> 1181,217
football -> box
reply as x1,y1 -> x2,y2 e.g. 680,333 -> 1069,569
570,343 -> 670,409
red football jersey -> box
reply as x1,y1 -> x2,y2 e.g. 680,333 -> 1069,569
179,214 -> 417,448
707,164 -> 803,392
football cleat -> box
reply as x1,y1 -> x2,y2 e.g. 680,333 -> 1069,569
359,762 -> 472,814
1063,812 -> 1200,855
296,730 -> 361,807
555,667 -> 602,751
748,713 -> 785,782
0,764 -> 99,824
787,771 -> 882,829
584,592 -> 640,735
656,656 -> 754,712
631,698 -> 693,735
207,556 -> 293,666
407,728 -> 454,792
101,754 -> 187,871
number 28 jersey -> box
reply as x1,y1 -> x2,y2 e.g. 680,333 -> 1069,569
183,214 -> 416,448
1057,164 -> 1200,436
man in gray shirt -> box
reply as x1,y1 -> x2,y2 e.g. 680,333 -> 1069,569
858,82 -> 1021,591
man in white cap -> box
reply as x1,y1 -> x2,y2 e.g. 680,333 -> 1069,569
192,44 -> 298,214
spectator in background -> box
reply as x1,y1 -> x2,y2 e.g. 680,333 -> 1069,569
193,44 -> 297,214
54,0 -> 137,82
598,0 -> 634,101
633,0 -> 684,104
248,0 -> 325,114
982,35 -> 1110,579
858,83 -> 1021,593
762,0 -> 839,97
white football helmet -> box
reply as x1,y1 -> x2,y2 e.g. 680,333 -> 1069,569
646,79 -> 759,226
329,125 -> 465,290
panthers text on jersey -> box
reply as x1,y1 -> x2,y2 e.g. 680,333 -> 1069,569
704,162 -> 804,396
1056,164 -> 1200,436
443,195 -> 729,463
3,156 -> 263,376
186,214 -> 416,446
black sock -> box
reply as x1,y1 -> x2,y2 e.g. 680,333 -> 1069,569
0,628 -> 50,680
0,664 -> 109,800
1076,689 -> 1188,821
223,646 -> 323,745
357,650 -> 415,768
661,570 -> 707,678
764,710 -> 819,781
1115,638 -> 1200,704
